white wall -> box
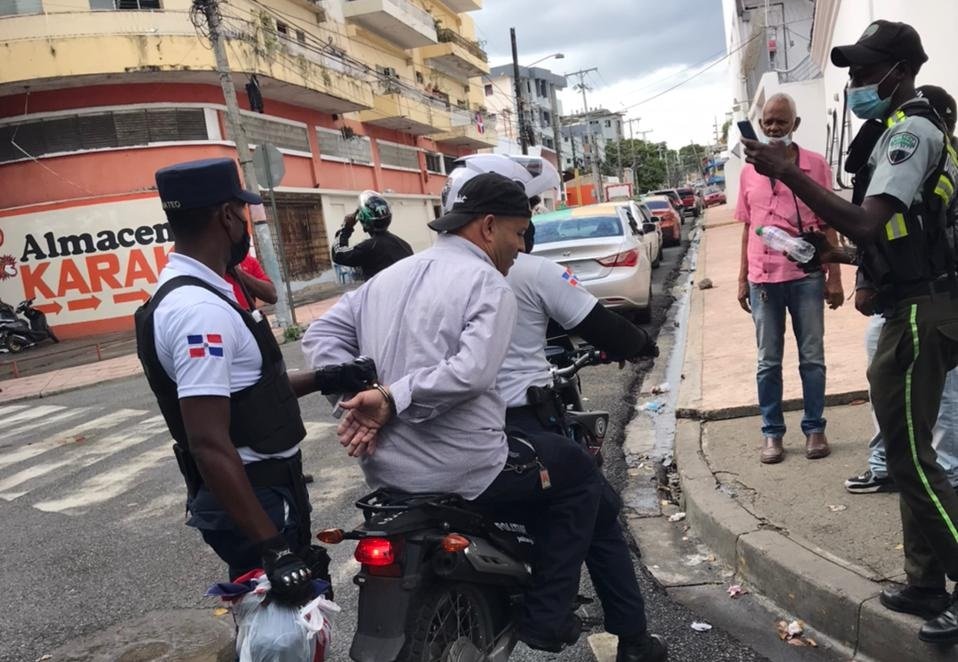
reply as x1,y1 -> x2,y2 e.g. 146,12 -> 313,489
319,193 -> 438,257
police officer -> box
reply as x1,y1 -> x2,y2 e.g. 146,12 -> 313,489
743,21 -> 958,644
331,190 -> 413,280
136,157 -> 369,601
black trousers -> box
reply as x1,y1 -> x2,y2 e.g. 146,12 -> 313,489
869,294 -> 958,586
471,407 -> 648,640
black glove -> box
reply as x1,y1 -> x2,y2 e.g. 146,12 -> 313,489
313,356 -> 379,395
258,535 -> 314,605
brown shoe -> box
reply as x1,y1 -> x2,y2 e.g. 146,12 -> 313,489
805,432 -> 831,459
760,436 -> 784,464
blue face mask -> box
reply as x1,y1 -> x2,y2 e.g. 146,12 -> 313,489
847,62 -> 901,119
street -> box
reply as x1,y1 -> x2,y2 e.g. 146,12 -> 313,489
0,219 -> 765,662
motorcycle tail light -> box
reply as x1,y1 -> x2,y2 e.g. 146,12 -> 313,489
317,528 -> 344,544
355,537 -> 395,566
440,533 -> 471,553
597,249 -> 639,268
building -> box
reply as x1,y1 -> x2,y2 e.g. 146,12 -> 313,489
0,0 -> 496,337
722,0 -> 958,204
482,63 -> 565,161
559,108 -> 623,174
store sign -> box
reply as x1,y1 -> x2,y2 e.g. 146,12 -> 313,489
0,198 -> 173,326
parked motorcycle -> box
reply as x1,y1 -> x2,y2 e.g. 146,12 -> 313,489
321,350 -> 611,662
0,298 -> 59,353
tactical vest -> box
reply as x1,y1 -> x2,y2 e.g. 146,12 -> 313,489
851,99 -> 958,304
134,276 -> 306,456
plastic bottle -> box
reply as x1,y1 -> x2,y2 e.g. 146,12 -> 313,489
755,226 -> 815,263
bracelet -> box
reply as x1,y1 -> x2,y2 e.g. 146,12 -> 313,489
373,383 -> 397,417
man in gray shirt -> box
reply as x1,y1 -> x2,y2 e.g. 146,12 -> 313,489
302,173 -> 621,653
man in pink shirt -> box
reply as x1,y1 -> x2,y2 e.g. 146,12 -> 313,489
735,93 -> 844,464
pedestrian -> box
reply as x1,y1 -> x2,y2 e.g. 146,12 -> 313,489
134,157 -> 369,601
224,254 -> 277,311
735,92 -> 845,464
742,20 -> 958,644
846,85 -> 958,495
331,190 -> 412,280
302,173 -> 661,655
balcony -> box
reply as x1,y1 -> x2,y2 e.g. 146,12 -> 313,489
343,0 -> 438,50
432,110 -> 496,148
436,0 -> 482,11
359,89 -> 452,135
0,11 -> 374,114
419,29 -> 488,79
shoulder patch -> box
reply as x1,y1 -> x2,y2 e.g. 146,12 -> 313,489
887,132 -> 920,165
561,267 -> 580,287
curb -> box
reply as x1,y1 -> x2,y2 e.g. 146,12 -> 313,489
674,419 -> 956,662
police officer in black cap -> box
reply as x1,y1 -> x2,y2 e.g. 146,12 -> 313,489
743,21 -> 958,645
136,157 -> 371,602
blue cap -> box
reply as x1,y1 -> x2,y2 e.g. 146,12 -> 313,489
155,157 -> 262,212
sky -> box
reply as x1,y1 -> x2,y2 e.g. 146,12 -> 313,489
472,0 -> 732,149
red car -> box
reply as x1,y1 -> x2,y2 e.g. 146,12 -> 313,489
676,187 -> 702,217
643,196 -> 682,246
704,188 -> 726,207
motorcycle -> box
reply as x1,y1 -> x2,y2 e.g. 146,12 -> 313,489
0,298 -> 59,353
543,342 -> 611,463
321,350 -> 612,662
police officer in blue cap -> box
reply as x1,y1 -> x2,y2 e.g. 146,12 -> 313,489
135,157 -> 370,603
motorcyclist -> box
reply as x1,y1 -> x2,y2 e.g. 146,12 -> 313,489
331,190 -> 413,280
440,154 -> 666,662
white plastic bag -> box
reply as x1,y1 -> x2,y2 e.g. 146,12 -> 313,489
234,576 -> 339,662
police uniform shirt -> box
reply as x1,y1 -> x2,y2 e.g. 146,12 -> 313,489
865,101 -> 945,209
497,252 -> 597,407
152,253 -> 299,463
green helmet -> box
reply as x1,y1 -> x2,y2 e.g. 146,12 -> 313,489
357,190 -> 392,233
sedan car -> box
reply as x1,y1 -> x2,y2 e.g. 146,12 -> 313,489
532,203 -> 653,322
651,189 -> 686,220
627,200 -> 662,268
643,195 -> 682,246
704,187 -> 727,207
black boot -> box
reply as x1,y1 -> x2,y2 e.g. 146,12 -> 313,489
616,633 -> 668,662
516,613 -> 582,653
919,590 -> 958,645
879,584 -> 951,619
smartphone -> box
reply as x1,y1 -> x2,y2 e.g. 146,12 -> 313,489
737,120 -> 759,141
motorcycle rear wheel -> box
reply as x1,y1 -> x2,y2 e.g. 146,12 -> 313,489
5,336 -> 26,353
396,583 -> 501,662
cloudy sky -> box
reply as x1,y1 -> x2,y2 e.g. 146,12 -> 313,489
473,0 -> 732,149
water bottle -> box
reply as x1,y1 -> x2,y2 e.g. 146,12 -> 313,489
755,226 -> 815,263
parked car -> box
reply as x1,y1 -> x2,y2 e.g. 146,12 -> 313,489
643,195 -> 682,246
704,187 -> 727,207
651,188 -> 686,220
532,203 -> 653,322
627,200 -> 662,268
677,187 -> 702,218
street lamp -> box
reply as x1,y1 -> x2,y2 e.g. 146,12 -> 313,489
524,52 -> 565,68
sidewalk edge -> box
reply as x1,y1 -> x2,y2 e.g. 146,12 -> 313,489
675,419 -> 955,661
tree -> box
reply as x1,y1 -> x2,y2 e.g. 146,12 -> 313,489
600,139 -> 673,192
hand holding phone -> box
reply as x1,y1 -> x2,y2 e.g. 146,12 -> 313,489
737,120 -> 758,141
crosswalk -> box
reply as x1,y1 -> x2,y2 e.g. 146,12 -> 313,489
0,403 -> 337,516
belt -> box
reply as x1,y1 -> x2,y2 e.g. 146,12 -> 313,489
893,277 -> 958,303
245,451 -> 303,488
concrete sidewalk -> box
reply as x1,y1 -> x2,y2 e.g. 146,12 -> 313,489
0,296 -> 341,403
673,206 -> 954,661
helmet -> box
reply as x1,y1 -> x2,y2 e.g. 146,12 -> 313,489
356,190 -> 391,233
439,154 -> 561,215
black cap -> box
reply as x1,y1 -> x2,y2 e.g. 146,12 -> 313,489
155,157 -> 262,212
917,85 -> 957,133
428,172 -> 531,232
831,20 -> 927,73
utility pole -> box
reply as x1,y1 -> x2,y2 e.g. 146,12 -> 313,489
567,67 -> 601,202
549,85 -> 564,203
194,0 -> 293,328
510,28 -> 528,155
624,117 -> 640,189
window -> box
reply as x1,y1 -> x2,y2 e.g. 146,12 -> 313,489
316,127 -> 371,163
378,141 -> 420,170
223,114 -> 310,152
542,110 -> 551,124
526,80 -> 531,94
296,30 -> 306,45
484,83 -> 493,96
0,0 -> 42,16
276,21 -> 289,36
425,152 -> 443,174
536,79 -> 548,98
416,71 -> 425,84
604,119 -> 611,128
0,107 -> 207,163
90,0 -> 160,8
442,154 -> 458,174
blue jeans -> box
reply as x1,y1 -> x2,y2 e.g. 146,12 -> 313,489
749,273 -> 826,438
864,315 -> 958,486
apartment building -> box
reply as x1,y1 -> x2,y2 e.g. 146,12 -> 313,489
560,108 -> 623,173
482,63 -> 565,161
0,0 -> 495,337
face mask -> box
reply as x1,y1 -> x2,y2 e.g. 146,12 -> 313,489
848,62 -> 901,119
760,133 -> 793,147
225,209 -> 251,268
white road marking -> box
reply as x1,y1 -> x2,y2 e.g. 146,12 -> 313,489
0,406 -> 89,442
0,408 -> 146,471
0,414 -> 168,500
0,404 -> 29,418
0,405 -> 65,428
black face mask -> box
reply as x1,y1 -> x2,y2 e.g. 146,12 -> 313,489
225,209 -> 251,268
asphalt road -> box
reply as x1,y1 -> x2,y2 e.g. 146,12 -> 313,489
0,215 -> 767,662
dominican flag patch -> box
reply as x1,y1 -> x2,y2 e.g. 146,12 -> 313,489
187,334 -> 224,358
562,268 -> 580,287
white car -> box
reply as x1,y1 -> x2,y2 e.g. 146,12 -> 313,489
625,200 -> 662,269
531,202 -> 654,322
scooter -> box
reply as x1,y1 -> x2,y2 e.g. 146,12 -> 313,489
0,298 -> 59,353
321,351 -> 611,662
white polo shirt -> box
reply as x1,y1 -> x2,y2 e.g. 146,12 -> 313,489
153,253 -> 298,463
497,252 -> 596,407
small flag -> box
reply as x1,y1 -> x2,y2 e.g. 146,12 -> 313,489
187,333 -> 224,359
475,112 -> 485,134
562,268 -> 580,287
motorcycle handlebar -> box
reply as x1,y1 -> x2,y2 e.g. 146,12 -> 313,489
551,349 -> 608,378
